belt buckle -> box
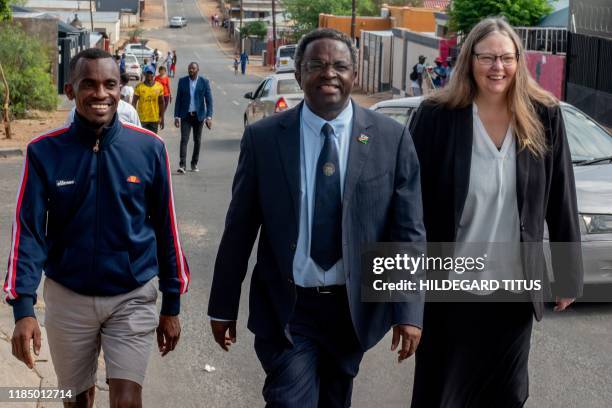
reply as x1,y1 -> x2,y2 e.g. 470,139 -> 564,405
316,286 -> 332,295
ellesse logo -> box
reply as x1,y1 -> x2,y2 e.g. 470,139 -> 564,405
126,175 -> 141,184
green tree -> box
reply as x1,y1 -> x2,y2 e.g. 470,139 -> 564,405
0,23 -> 57,118
0,0 -> 11,21
282,0 -> 378,39
449,0 -> 554,34
241,20 -> 268,39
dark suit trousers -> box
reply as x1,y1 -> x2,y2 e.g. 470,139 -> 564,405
179,114 -> 204,168
254,287 -> 364,408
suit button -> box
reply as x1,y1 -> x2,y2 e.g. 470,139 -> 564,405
288,278 -> 294,284
520,222 -> 525,231
290,243 -> 297,251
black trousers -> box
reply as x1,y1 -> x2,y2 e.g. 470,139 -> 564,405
411,295 -> 533,408
254,287 -> 364,408
141,121 -> 159,134
179,114 -> 204,168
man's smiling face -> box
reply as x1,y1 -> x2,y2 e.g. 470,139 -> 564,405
66,57 -> 120,128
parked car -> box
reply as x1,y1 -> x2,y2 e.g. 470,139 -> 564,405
371,96 -> 612,285
170,16 -> 187,28
243,73 -> 303,127
275,44 -> 297,73
123,53 -> 141,80
123,43 -> 162,61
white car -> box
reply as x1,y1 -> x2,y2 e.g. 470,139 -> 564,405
275,44 -> 297,73
372,96 -> 612,287
170,16 -> 187,28
123,43 -> 162,62
123,53 -> 141,80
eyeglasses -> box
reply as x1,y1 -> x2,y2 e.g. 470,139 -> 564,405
473,53 -> 519,66
302,60 -> 353,74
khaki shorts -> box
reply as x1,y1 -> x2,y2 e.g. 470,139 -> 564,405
43,278 -> 158,395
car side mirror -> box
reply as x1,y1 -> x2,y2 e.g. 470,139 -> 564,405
244,92 -> 253,99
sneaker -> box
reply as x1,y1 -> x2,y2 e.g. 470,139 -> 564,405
190,165 -> 199,172
177,167 -> 186,174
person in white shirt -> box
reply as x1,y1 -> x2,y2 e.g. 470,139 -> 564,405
119,73 -> 134,104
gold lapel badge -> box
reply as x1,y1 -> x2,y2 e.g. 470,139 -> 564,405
357,134 -> 369,144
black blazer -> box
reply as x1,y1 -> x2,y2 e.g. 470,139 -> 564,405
409,100 -> 583,320
208,100 -> 426,350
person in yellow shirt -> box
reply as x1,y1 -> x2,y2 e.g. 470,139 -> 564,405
133,66 -> 165,133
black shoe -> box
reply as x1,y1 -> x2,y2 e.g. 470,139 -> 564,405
190,165 -> 199,172
177,167 -> 186,174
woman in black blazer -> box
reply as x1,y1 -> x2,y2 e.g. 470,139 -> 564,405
409,17 -> 583,408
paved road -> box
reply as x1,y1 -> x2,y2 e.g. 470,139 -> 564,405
0,0 -> 611,406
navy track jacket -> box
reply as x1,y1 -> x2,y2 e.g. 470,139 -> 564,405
4,114 -> 190,321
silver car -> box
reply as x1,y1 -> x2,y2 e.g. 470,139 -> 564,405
170,16 -> 187,28
371,96 -> 612,285
243,73 -> 303,127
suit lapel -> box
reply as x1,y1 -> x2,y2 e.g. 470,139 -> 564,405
515,142 -> 530,218
453,105 -> 473,232
277,103 -> 302,229
343,101 -> 374,211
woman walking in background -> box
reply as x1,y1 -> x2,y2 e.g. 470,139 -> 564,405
409,17 -> 583,408
170,50 -> 177,78
155,65 -> 172,111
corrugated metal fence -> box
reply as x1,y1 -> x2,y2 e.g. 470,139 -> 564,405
565,32 -> 612,127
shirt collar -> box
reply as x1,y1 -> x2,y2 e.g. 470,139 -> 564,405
302,100 -> 353,138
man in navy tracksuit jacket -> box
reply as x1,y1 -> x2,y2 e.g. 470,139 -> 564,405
3,49 -> 189,407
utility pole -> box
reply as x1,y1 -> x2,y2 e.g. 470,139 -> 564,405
272,0 -> 277,68
89,0 -> 94,31
350,0 -> 356,44
239,0 -> 244,53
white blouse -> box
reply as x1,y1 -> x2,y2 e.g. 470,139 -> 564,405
453,104 -> 524,294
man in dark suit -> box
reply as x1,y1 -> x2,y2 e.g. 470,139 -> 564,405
208,28 -> 425,407
173,62 -> 213,173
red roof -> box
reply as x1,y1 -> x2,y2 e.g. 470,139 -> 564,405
423,0 -> 450,9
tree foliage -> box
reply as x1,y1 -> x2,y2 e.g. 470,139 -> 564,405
241,20 -> 268,39
0,24 -> 57,118
282,0 -> 378,39
448,0 -> 553,34
0,0 -> 11,22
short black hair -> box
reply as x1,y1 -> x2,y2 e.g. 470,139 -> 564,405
294,28 -> 357,74
120,73 -> 130,85
69,48 -> 114,83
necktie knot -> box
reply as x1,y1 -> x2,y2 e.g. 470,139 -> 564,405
321,123 -> 334,139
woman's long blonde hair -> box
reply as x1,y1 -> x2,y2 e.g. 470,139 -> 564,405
429,17 -> 557,156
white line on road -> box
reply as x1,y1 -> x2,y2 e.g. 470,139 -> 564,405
194,51 -> 203,61
232,100 -> 240,106
222,90 -> 227,95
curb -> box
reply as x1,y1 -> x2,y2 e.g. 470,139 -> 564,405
0,148 -> 23,158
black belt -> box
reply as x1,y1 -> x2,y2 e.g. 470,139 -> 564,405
296,284 -> 346,296
188,111 -> 197,116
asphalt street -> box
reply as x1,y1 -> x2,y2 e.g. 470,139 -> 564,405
0,0 -> 611,406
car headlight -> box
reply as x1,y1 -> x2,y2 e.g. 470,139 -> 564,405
581,214 -> 612,234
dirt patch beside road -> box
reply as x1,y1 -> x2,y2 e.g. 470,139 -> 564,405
0,110 -> 69,151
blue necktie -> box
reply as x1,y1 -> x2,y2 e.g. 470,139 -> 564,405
311,123 -> 342,271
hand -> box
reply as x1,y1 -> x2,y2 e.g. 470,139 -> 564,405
157,314 -> 181,357
391,324 -> 421,363
554,297 -> 575,312
174,118 -> 180,128
205,118 -> 212,130
159,118 -> 165,130
12,317 -> 41,369
210,320 -> 236,351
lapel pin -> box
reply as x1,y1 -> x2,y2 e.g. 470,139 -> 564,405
357,134 -> 369,144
